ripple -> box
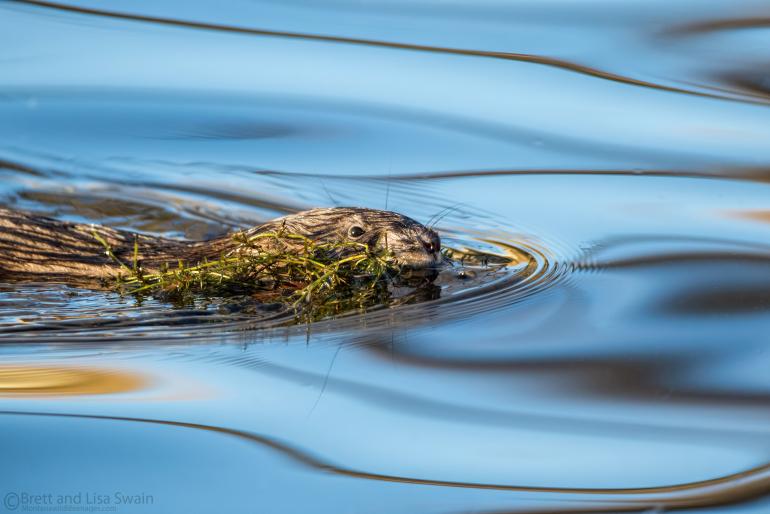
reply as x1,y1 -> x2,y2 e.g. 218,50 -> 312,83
1,409 -> 769,512
8,0 -> 738,104
0,231 -> 570,344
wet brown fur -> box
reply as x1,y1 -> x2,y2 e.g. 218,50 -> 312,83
0,207 -> 441,285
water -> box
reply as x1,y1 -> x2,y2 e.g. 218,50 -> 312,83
2,0 -> 770,512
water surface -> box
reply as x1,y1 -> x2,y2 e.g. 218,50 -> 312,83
2,1 -> 770,512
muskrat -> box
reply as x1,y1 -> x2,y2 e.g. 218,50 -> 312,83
0,207 -> 442,283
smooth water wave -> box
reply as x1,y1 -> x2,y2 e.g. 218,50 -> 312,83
3,1 -> 770,512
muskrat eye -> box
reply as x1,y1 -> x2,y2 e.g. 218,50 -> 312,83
348,226 -> 365,238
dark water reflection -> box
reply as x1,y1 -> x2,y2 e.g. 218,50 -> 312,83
2,1 -> 770,513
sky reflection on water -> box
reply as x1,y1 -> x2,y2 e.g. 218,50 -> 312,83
2,0 -> 770,512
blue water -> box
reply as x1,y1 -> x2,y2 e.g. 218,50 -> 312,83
2,1 -> 770,512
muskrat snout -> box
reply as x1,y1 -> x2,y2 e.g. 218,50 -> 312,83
383,227 -> 442,270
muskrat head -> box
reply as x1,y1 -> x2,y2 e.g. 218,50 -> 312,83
251,207 -> 442,269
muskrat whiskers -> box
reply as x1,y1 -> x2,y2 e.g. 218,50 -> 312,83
426,203 -> 465,230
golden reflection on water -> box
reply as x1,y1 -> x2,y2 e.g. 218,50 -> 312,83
0,365 -> 146,396
732,210 -> 770,224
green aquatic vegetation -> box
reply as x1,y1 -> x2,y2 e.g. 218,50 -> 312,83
92,229 -> 400,318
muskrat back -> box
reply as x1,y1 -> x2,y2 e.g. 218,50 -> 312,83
0,207 -> 441,284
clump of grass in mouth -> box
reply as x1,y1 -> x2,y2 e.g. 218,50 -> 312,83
92,229 -> 400,319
